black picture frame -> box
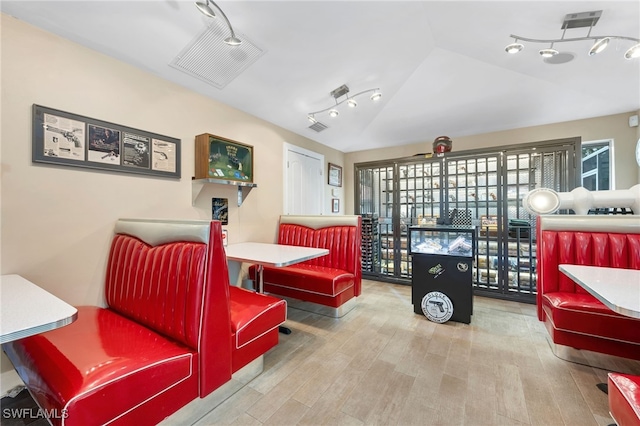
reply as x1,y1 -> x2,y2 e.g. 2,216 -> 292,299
328,163 -> 342,187
32,104 -> 181,179
212,197 -> 229,225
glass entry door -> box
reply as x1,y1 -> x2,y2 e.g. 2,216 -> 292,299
357,164 -> 397,279
357,160 -> 444,282
443,145 -> 576,301
355,137 -> 578,302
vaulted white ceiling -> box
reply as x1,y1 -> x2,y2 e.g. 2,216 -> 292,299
2,1 -> 639,152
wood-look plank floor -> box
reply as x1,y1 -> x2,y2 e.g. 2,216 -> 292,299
194,279 -> 636,426
3,279 -> 636,425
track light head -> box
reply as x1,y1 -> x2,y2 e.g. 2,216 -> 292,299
224,36 -> 242,46
625,43 -> 640,60
308,115 -> 317,124
328,109 -> 339,118
347,98 -> 357,108
370,92 -> 382,101
505,42 -> 524,54
539,48 -> 559,58
195,0 -> 216,18
588,37 -> 610,56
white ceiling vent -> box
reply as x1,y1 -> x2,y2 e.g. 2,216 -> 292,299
309,121 -> 328,132
170,21 -> 265,89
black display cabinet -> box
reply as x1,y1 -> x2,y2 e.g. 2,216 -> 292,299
409,225 -> 476,324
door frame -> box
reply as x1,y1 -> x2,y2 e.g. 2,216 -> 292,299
581,138 -> 615,190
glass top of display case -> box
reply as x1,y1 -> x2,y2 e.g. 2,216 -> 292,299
410,225 -> 476,232
409,226 -> 476,257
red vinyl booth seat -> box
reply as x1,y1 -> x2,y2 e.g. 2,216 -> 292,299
537,215 -> 640,361
228,286 -> 285,372
250,215 -> 361,314
3,219 -> 285,426
608,373 -> 640,426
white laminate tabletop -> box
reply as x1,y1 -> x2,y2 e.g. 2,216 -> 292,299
559,264 -> 640,319
1,274 -> 78,344
225,242 -> 329,267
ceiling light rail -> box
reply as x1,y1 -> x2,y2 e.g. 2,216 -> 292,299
507,33 -> 640,59
307,84 -> 382,124
505,10 -> 640,60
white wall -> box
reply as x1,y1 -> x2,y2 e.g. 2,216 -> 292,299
0,14 -> 345,381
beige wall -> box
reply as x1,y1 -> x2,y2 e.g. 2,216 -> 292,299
344,111 -> 640,214
0,15 -> 347,379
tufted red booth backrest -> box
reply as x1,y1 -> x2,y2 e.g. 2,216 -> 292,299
105,219 -> 233,396
106,235 -> 208,349
277,215 -> 362,296
536,215 -> 640,320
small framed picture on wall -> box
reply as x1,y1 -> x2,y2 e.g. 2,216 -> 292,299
212,198 -> 229,225
328,163 -> 342,187
332,198 -> 340,213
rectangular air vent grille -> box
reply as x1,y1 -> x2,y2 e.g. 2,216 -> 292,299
170,21 -> 265,89
309,122 -> 328,132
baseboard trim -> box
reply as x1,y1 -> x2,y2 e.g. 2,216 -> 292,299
546,335 -> 640,374
159,356 -> 263,425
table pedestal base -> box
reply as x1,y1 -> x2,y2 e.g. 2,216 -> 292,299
253,265 -> 291,334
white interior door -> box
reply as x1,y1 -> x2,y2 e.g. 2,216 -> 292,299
284,143 -> 323,215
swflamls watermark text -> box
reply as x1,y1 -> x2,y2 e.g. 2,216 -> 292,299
3,407 -> 69,420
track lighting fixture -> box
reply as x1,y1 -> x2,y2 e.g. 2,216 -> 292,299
307,84 -> 382,122
195,0 -> 242,46
505,10 -> 640,62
